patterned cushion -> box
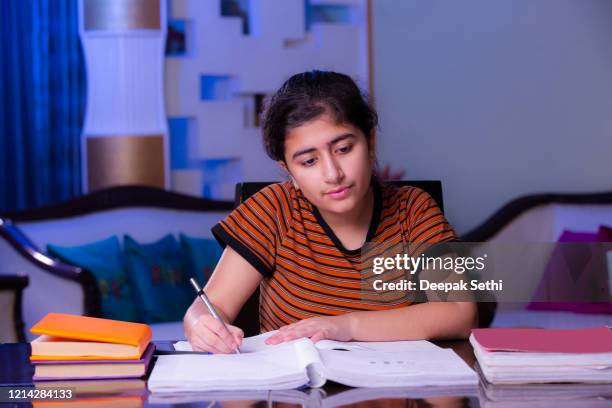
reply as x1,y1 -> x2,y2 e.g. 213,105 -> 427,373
47,236 -> 141,322
528,229 -> 612,314
179,233 -> 223,286
123,234 -> 194,323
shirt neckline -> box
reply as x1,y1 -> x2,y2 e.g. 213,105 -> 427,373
310,180 -> 382,257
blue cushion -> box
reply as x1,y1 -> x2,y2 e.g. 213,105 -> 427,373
47,236 -> 141,322
179,233 -> 223,286
123,234 -> 193,323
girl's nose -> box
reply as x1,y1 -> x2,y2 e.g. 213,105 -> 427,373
322,155 -> 345,184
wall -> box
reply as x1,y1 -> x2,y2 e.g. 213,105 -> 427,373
166,0 -> 369,199
372,0 -> 612,234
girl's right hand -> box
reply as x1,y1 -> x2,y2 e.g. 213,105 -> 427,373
185,313 -> 244,354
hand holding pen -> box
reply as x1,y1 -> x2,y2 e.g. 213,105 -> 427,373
188,278 -> 243,354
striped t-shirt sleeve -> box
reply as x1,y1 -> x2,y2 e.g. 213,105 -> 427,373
211,187 -> 280,278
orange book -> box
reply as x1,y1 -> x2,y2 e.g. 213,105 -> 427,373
30,313 -> 151,361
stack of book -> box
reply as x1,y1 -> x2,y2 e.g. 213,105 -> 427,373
470,327 -> 612,384
30,313 -> 153,381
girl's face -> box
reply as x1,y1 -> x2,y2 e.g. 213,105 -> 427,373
282,113 -> 374,218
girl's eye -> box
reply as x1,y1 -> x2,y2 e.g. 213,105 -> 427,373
302,157 -> 317,167
336,144 -> 352,154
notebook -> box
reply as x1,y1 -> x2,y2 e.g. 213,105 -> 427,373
149,332 -> 477,392
470,327 -> 612,367
30,313 -> 151,361
470,327 -> 612,384
33,344 -> 154,380
472,327 -> 612,354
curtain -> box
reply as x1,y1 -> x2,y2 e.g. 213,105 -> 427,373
0,0 -> 84,212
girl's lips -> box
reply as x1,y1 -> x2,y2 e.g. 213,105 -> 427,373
326,185 -> 352,199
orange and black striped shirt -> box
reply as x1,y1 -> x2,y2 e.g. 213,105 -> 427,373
211,181 -> 457,332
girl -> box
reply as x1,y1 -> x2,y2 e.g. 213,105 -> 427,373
184,71 -> 477,353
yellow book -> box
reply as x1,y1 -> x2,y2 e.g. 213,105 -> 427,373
30,313 -> 151,361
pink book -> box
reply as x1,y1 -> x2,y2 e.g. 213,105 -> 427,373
472,327 -> 612,354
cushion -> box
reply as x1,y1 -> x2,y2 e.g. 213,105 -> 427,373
123,234 -> 194,323
179,233 -> 223,285
527,228 -> 612,314
599,225 -> 612,241
47,237 -> 141,322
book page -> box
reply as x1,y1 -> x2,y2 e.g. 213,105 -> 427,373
151,340 -> 311,392
293,338 -> 325,387
319,348 -> 477,388
315,339 -> 441,352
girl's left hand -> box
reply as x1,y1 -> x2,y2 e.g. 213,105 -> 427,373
265,314 -> 354,345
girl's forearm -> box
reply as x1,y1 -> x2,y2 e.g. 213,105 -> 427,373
345,302 -> 478,341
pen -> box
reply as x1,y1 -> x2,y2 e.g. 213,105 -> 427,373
189,277 -> 241,354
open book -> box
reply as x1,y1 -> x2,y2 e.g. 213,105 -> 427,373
148,331 -> 477,392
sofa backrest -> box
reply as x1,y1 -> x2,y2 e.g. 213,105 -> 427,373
465,204 -> 612,244
463,192 -> 612,242
16,207 -> 227,249
3,185 -> 233,248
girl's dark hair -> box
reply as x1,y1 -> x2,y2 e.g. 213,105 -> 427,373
261,70 -> 378,162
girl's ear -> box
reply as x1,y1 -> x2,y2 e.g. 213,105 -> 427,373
278,161 -> 300,190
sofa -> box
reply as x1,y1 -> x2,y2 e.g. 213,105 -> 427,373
0,186 -> 233,341
462,191 -> 612,329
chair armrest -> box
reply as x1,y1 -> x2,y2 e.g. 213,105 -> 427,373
0,275 -> 29,342
0,218 -> 101,318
